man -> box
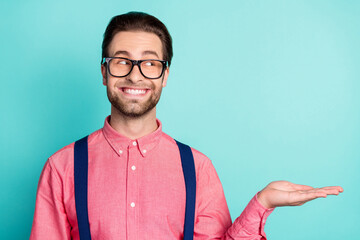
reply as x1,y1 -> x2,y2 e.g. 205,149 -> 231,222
30,12 -> 343,240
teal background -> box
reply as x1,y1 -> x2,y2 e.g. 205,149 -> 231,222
1,0 -> 359,239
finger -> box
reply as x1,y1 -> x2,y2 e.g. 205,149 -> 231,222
309,187 -> 343,196
317,188 -> 342,196
276,187 -> 343,207
318,186 -> 344,192
299,188 -> 342,198
290,190 -> 327,204
300,186 -> 343,194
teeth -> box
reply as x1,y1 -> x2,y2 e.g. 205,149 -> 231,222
124,88 -> 146,95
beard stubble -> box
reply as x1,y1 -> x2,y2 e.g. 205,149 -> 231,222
107,82 -> 163,118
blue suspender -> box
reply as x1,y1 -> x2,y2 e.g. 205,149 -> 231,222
74,136 -> 196,240
74,136 -> 92,240
175,140 -> 196,240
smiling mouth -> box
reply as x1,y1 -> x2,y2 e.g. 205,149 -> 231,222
120,87 -> 149,96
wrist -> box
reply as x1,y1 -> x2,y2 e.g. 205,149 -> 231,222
257,190 -> 273,209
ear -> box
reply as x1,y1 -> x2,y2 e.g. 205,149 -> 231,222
101,64 -> 107,86
162,67 -> 169,87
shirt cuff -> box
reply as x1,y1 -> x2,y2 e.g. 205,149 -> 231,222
227,193 -> 274,239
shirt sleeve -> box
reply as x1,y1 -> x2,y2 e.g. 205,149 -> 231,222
225,194 -> 274,239
194,158 -> 274,240
30,159 -> 71,240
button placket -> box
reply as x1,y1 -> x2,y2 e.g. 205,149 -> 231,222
126,145 -> 139,238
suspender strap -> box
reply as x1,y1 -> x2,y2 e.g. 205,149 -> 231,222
175,140 -> 196,240
74,136 -> 92,240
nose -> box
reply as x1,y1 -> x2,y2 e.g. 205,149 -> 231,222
126,64 -> 143,83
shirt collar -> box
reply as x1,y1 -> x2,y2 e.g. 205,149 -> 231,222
102,115 -> 163,157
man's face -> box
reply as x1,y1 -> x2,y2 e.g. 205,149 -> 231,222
101,31 -> 169,118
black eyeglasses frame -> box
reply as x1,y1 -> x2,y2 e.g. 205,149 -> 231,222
102,57 -> 168,79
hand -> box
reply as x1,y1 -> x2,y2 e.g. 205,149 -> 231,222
257,181 -> 343,209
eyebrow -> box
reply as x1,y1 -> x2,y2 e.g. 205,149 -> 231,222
112,50 -> 160,59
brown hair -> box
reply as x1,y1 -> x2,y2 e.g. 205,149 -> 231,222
102,12 -> 173,66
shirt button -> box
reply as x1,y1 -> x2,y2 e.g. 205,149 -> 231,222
132,141 -> 137,146
130,202 -> 135,208
131,165 -> 136,171
142,149 -> 147,154
119,150 -> 123,154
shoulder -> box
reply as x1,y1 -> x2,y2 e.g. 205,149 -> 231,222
161,132 -> 214,170
47,128 -> 103,177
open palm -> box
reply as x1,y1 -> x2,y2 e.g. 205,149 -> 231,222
257,181 -> 343,209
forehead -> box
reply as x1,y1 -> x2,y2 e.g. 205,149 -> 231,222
108,31 -> 163,58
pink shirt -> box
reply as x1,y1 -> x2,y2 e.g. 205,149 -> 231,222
30,116 -> 273,239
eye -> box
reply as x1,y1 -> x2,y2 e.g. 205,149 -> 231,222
118,60 -> 128,65
144,61 -> 154,66
112,58 -> 131,65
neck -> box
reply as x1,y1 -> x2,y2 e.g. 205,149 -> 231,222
109,106 -> 158,140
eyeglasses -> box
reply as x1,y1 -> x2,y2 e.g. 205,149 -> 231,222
102,57 -> 168,79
